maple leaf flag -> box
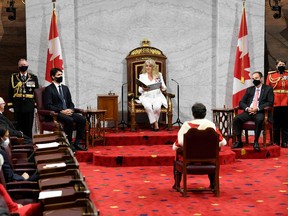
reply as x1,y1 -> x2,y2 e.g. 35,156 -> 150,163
45,7 -> 64,86
232,3 -> 252,107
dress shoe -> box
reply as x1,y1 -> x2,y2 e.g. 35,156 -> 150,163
73,140 -> 87,151
70,144 -> 77,152
231,141 -> 243,149
253,141 -> 260,151
154,128 -> 159,132
209,183 -> 215,190
74,143 -> 87,151
172,183 -> 180,190
282,142 -> 287,148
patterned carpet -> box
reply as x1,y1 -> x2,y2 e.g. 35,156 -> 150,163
79,148 -> 288,216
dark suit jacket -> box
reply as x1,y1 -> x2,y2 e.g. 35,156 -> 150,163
0,148 -> 24,182
44,83 -> 75,113
239,84 -> 274,112
0,113 -> 22,137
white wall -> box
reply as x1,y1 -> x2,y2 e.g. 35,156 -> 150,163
26,0 -> 265,122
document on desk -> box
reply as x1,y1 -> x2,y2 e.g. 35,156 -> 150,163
43,162 -> 66,169
136,79 -> 162,91
36,142 -> 60,149
39,190 -> 62,199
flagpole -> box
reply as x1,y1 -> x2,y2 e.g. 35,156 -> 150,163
241,0 -> 246,83
52,0 -> 56,9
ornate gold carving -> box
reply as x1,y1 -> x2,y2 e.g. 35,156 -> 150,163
130,47 -> 162,56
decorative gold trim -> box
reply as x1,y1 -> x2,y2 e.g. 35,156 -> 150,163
129,47 -> 163,56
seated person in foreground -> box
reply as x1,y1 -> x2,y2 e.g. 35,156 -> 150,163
0,126 -> 38,182
138,59 -> 167,131
43,68 -> 86,151
232,71 -> 274,151
172,103 -> 227,190
0,97 -> 32,144
0,155 -> 42,216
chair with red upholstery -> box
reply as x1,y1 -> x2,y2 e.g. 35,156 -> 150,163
232,106 -> 273,148
174,128 -> 220,197
34,87 -> 60,134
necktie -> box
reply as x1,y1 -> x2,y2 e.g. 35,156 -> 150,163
252,89 -> 259,109
21,75 -> 25,81
58,85 -> 67,109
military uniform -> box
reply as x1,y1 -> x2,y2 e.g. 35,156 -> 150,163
266,70 -> 288,147
7,72 -> 39,138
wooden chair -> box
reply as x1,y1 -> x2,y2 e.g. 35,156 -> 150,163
34,87 -> 60,133
126,39 -> 175,131
232,106 -> 273,148
175,128 -> 220,197
39,169 -> 84,190
34,87 -> 89,148
43,198 -> 99,216
39,179 -> 90,205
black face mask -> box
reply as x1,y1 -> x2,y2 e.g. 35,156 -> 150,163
54,76 -> 63,83
277,66 -> 285,74
19,66 -> 28,72
253,79 -> 261,86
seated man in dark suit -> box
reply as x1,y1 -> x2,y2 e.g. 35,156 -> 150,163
43,68 -> 87,151
0,97 -> 32,144
232,71 -> 274,151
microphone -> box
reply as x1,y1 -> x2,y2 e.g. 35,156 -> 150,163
171,78 -> 179,85
171,78 -> 183,126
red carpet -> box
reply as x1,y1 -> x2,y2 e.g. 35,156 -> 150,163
79,148 -> 288,215
76,128 -> 286,215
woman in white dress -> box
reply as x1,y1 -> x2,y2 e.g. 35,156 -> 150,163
138,59 -> 167,131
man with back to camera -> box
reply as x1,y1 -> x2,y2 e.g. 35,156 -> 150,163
43,68 -> 87,151
172,103 -> 227,190
232,71 -> 274,151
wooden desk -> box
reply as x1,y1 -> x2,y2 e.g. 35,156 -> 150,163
97,94 -> 118,132
84,109 -> 106,146
212,108 -> 234,142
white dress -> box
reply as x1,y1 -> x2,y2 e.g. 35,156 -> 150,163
138,72 -> 168,124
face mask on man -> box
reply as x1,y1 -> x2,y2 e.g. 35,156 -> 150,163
54,76 -> 63,83
1,138 -> 9,147
277,66 -> 285,74
19,66 -> 28,72
253,79 -> 261,86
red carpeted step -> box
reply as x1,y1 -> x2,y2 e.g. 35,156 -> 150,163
231,144 -> 281,159
75,145 -> 236,166
103,128 -> 178,146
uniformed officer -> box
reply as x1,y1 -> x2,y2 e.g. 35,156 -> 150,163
7,58 -> 39,138
266,58 -> 288,148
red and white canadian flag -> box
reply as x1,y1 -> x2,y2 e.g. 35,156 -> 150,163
45,7 -> 64,86
232,3 -> 252,107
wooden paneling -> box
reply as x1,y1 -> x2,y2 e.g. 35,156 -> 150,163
0,0 -> 26,120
